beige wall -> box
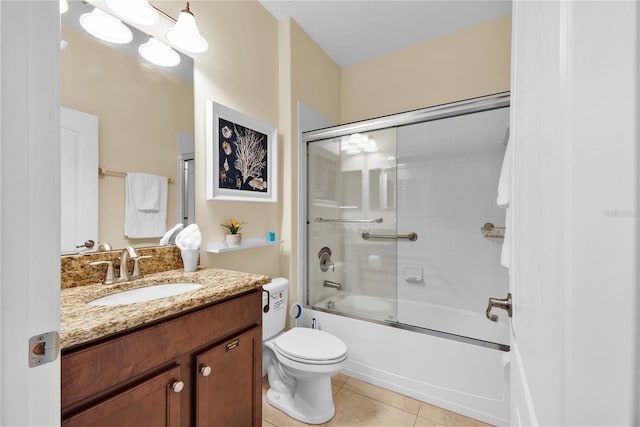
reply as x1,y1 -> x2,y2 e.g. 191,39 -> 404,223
165,3 -> 508,298
341,16 -> 511,123
189,1 -> 281,276
278,18 -> 341,306
62,1 -> 510,303
60,26 -> 194,250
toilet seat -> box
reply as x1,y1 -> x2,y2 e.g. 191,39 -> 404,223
274,328 -> 347,365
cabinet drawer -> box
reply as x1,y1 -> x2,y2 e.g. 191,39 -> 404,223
63,365 -> 183,427
62,290 -> 261,412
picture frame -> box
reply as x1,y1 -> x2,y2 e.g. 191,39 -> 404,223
205,101 -> 278,202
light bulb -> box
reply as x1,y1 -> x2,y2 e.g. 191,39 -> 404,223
60,0 -> 68,14
165,3 -> 208,54
139,37 -> 181,67
80,8 -> 133,45
106,0 -> 158,26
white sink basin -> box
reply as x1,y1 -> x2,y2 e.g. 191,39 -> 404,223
89,283 -> 202,306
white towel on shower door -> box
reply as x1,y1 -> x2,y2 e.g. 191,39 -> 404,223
497,135 -> 512,208
125,172 -> 168,238
497,137 -> 512,268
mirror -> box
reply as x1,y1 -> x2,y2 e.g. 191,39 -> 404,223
60,1 -> 195,253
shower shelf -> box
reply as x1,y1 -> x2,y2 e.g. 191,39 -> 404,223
480,223 -> 505,238
206,237 -> 284,253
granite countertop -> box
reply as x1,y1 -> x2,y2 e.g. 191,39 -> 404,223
60,268 -> 270,349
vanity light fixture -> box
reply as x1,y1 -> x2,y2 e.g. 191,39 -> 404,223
60,0 -> 68,14
138,37 -> 181,67
363,138 -> 378,153
105,0 -> 158,27
340,133 -> 377,154
80,7 -> 133,45
165,2 -> 209,54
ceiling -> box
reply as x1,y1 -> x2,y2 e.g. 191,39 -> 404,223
258,0 -> 512,68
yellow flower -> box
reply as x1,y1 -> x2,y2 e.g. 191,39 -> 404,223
221,219 -> 244,234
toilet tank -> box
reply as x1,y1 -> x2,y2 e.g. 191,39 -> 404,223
262,277 -> 289,340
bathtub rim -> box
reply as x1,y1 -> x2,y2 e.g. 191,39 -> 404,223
308,303 -> 510,352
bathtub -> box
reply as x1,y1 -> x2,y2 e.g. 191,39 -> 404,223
321,293 -> 510,346
306,294 -> 511,426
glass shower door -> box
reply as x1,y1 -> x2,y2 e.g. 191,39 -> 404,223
307,128 -> 398,322
396,107 -> 510,345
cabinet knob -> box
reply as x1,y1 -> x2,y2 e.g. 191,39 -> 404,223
171,381 -> 184,393
200,365 -> 212,377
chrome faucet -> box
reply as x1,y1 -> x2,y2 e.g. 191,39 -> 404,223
323,280 -> 342,290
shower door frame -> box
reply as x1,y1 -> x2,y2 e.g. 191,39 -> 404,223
301,92 -> 511,352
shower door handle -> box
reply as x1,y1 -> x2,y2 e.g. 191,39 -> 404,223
361,231 -> 418,241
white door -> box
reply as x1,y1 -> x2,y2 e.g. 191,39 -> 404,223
0,2 -> 61,425
510,1 -> 638,425
61,107 -> 98,254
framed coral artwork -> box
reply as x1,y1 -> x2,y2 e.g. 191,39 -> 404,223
205,101 -> 278,202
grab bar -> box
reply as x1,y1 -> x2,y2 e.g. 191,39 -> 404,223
315,217 -> 383,224
362,231 -> 418,241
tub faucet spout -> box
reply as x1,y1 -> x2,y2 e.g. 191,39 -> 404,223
323,280 -> 342,290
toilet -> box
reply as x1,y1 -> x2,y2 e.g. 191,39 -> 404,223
262,278 -> 348,424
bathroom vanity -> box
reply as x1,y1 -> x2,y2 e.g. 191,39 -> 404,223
60,268 -> 269,426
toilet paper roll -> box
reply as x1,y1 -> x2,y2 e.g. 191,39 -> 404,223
289,303 -> 302,320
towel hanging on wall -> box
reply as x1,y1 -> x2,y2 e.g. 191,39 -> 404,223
125,172 -> 168,238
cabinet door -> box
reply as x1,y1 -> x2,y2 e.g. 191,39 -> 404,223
63,366 -> 183,427
196,327 -> 261,427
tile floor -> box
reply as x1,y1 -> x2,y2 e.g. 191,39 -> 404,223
262,374 -> 494,427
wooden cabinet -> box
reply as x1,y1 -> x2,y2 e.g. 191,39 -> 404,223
196,328 -> 261,426
63,366 -> 182,427
62,290 -> 262,427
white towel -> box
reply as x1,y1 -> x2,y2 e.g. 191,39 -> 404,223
501,209 -> 512,268
160,223 -> 184,246
125,173 -> 168,238
175,224 -> 202,250
497,135 -> 512,268
497,135 -> 512,208
130,172 -> 162,212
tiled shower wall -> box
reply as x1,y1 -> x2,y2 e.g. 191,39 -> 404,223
396,108 -> 510,328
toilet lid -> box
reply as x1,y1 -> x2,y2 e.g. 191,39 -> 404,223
274,328 -> 347,364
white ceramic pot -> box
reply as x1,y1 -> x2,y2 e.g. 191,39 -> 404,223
225,233 -> 242,248
181,249 -> 199,272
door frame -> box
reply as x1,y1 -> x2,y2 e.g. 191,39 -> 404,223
510,1 -> 639,425
0,2 -> 61,425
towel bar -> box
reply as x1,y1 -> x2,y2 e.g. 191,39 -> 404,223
480,223 -> 505,238
361,231 -> 418,241
314,217 -> 383,224
98,166 -> 174,184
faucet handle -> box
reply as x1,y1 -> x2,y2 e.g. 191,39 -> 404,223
131,255 -> 152,279
89,261 -> 114,285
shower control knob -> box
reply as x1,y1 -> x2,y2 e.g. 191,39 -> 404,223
200,365 -> 212,377
171,381 -> 184,393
